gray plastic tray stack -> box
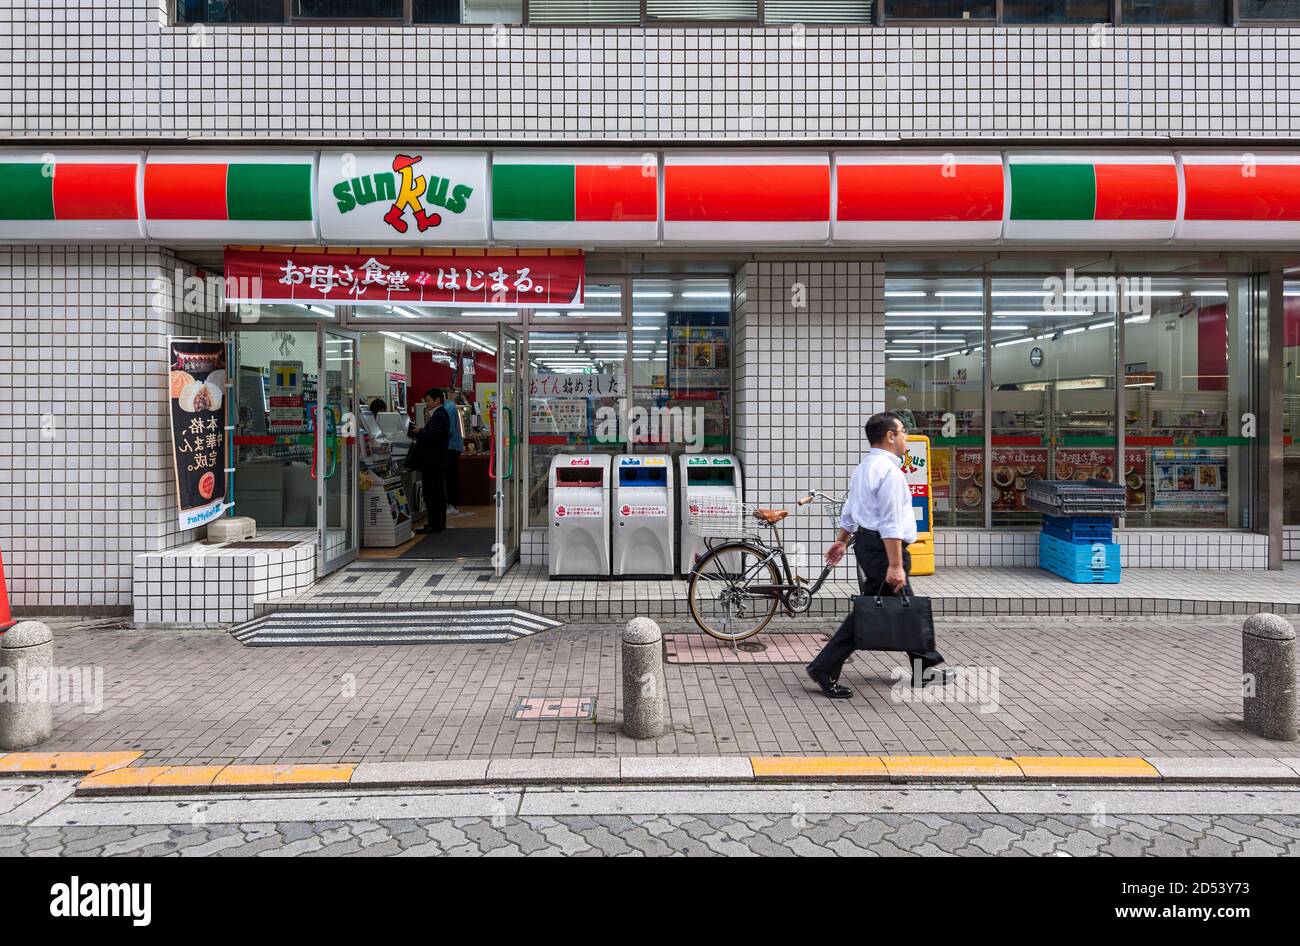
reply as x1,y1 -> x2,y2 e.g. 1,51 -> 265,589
1026,479 -> 1126,583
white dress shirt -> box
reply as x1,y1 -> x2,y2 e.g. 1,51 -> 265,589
839,448 -> 917,545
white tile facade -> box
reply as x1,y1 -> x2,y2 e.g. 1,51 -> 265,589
1,10 -> 1294,615
131,530 -> 318,625
0,245 -> 219,613
0,12 -> 1297,139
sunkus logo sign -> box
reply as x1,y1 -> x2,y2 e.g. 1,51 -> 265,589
318,149 -> 489,244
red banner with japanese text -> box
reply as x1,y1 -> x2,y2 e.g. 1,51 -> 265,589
223,248 -> 585,308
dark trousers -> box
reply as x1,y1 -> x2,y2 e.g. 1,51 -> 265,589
444,449 -> 461,507
422,468 -> 446,532
808,529 -> 945,681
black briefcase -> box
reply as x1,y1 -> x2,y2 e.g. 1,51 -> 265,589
850,590 -> 936,653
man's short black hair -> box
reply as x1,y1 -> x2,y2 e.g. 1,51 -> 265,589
424,388 -> 444,403
865,411 -> 905,445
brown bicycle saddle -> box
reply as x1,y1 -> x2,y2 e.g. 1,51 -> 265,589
754,508 -> 789,524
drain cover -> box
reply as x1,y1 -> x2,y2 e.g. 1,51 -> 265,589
737,641 -> 767,652
230,608 -> 562,646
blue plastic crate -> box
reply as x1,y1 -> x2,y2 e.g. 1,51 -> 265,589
1042,514 -> 1113,544
1038,532 -> 1120,583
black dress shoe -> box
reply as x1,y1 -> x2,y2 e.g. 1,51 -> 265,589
807,667 -> 853,699
913,666 -> 957,688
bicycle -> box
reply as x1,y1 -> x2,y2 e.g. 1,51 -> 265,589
685,489 -> 845,642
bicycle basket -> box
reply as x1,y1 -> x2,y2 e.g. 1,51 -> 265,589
686,500 -> 764,540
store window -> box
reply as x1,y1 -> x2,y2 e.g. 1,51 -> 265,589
988,277 -> 1117,527
1281,282 -> 1300,525
414,0 -> 523,22
1242,0 -> 1300,17
764,0 -> 874,22
1122,277 -> 1250,528
1120,0 -> 1226,22
348,304 -> 521,323
1003,0 -> 1110,22
293,0 -> 402,16
884,0 -> 994,16
883,278 -> 985,527
630,278 -> 732,458
526,320 -> 628,527
176,0 -> 283,22
232,329 -> 321,531
526,0 -> 641,21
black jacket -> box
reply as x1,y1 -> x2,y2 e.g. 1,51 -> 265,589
409,404 -> 450,472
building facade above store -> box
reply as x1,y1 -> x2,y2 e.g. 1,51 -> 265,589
3,147 -> 1300,247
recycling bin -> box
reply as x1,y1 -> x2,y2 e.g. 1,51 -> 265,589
678,454 -> 743,575
548,454 -> 612,578
612,455 -> 674,577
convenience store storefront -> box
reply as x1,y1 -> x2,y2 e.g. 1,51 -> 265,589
3,145 -> 1300,618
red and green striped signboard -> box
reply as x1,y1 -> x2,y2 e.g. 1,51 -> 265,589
833,152 -> 1004,243
491,152 -> 658,243
1004,153 -> 1178,241
0,151 -> 144,240
663,152 -> 831,243
1177,152 -> 1300,240
144,151 -> 317,242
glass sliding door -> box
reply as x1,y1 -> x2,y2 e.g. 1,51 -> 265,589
495,323 -> 523,576
319,327 -> 360,574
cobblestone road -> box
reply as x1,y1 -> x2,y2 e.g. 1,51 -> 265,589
28,615 -> 1287,763
3,812 -> 1298,856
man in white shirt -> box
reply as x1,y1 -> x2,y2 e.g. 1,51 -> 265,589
807,411 -> 952,700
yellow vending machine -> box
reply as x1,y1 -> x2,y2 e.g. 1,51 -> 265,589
901,434 -> 935,576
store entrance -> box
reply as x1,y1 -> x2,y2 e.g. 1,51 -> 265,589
354,329 -> 499,560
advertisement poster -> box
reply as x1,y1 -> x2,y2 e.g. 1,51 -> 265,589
931,446 -> 952,511
168,339 -> 228,529
268,360 -> 306,433
1152,448 -> 1228,512
954,448 -> 1049,512
531,398 -> 586,434
1054,447 -> 1148,510
900,436 -> 932,535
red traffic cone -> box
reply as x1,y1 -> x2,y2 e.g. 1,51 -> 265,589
0,547 -> 15,632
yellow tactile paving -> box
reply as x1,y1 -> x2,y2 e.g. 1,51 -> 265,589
211,764 -> 355,788
76,766 -> 171,794
751,756 -> 888,779
1011,756 -> 1160,780
148,765 -> 227,793
0,751 -> 143,775
881,756 -> 1023,780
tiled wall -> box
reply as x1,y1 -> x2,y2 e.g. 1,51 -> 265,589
132,530 -> 318,625
1,7 -> 1297,139
0,245 -> 219,613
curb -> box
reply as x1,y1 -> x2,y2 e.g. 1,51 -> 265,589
1,752 -> 1298,797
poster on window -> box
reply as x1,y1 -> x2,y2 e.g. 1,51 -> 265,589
530,373 -> 623,398
931,447 -> 952,511
531,398 -> 587,434
1054,447 -> 1148,510
168,339 -> 228,530
989,448 -> 1049,511
268,360 -> 306,433
1151,448 -> 1228,512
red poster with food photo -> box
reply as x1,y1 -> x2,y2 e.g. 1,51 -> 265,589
991,447 -> 1048,510
953,448 -> 984,513
1055,448 -> 1147,508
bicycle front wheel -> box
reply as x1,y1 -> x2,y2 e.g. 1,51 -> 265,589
687,542 -> 782,642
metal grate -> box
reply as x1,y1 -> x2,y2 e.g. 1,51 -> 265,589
645,0 -> 759,18
527,0 -> 641,22
763,0 -> 874,22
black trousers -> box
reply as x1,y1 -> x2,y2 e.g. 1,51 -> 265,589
444,450 -> 461,507
421,468 -> 446,532
808,529 -> 945,681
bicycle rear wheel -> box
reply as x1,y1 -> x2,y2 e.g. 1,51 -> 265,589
687,542 -> 782,642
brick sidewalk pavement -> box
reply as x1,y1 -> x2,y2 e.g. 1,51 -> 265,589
25,615 -> 1288,765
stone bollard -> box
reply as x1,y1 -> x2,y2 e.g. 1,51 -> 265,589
622,617 -> 665,740
0,621 -> 54,750
1242,613 -> 1297,742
